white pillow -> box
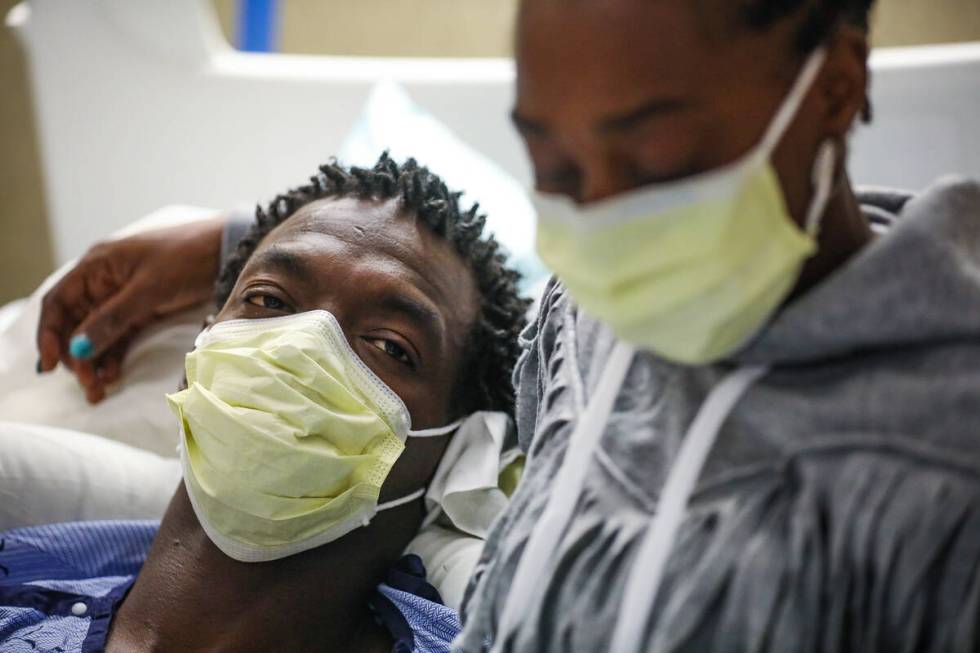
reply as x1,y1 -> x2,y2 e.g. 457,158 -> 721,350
339,81 -> 549,296
0,420 -> 180,531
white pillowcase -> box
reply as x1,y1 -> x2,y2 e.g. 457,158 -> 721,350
0,420 -> 181,531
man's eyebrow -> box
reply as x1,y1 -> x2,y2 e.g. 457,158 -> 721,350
598,96 -> 691,134
249,247 -> 311,278
379,293 -> 445,340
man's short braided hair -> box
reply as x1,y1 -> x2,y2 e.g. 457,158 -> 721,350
214,153 -> 530,417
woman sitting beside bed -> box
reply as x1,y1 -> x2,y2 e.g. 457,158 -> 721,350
0,154 -> 528,652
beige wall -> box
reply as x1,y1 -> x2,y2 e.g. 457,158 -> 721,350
211,0 -> 519,58
873,0 -> 980,47
2,0 -> 979,303
0,0 -> 53,304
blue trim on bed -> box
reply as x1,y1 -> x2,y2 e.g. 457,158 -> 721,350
237,0 -> 280,53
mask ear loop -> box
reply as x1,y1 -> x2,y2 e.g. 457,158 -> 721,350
408,418 -> 464,438
758,48 -> 829,157
804,140 -> 839,238
365,487 -> 428,527
369,418 -> 463,525
376,487 -> 427,512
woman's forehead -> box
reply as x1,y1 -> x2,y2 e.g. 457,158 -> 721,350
515,0 -> 791,110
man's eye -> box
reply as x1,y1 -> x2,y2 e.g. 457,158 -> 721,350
367,338 -> 412,365
245,294 -> 288,311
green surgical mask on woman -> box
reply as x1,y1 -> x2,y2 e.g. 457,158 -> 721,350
533,49 -> 837,365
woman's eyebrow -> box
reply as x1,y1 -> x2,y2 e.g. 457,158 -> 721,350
511,108 -> 550,137
597,96 -> 692,134
512,96 -> 693,138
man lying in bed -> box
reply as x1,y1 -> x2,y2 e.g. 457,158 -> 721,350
0,154 -> 529,652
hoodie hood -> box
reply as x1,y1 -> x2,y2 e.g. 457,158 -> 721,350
734,176 -> 980,366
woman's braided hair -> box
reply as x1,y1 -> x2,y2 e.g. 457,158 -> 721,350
739,0 -> 877,120
741,0 -> 876,53
214,153 -> 531,417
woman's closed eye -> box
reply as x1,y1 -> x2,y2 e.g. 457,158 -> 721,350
365,337 -> 413,367
535,166 -> 581,195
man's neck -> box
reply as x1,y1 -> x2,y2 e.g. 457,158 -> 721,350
107,484 -> 421,652
791,175 -> 874,301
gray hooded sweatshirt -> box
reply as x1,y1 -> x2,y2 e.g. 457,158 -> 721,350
457,177 -> 980,652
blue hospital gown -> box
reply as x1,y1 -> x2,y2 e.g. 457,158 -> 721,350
0,521 -> 459,652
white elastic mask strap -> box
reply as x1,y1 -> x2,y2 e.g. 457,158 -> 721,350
804,140 -> 838,237
376,487 -> 426,512
609,365 -> 768,653
408,418 -> 464,438
358,488 -> 426,528
491,341 -> 636,653
758,48 -> 828,156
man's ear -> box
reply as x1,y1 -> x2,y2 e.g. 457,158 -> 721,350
819,26 -> 870,137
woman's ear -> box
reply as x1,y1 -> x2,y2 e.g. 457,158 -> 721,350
819,26 -> 870,137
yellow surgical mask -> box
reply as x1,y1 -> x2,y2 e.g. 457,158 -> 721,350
533,49 -> 837,365
166,310 -> 460,563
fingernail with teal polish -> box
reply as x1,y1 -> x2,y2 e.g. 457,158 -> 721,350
70,334 -> 94,360
36,358 -> 43,374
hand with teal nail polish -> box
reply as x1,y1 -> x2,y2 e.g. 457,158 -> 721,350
35,215 -> 226,403
70,334 -> 94,360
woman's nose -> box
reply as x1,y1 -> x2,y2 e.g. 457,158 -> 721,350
577,156 -> 642,204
